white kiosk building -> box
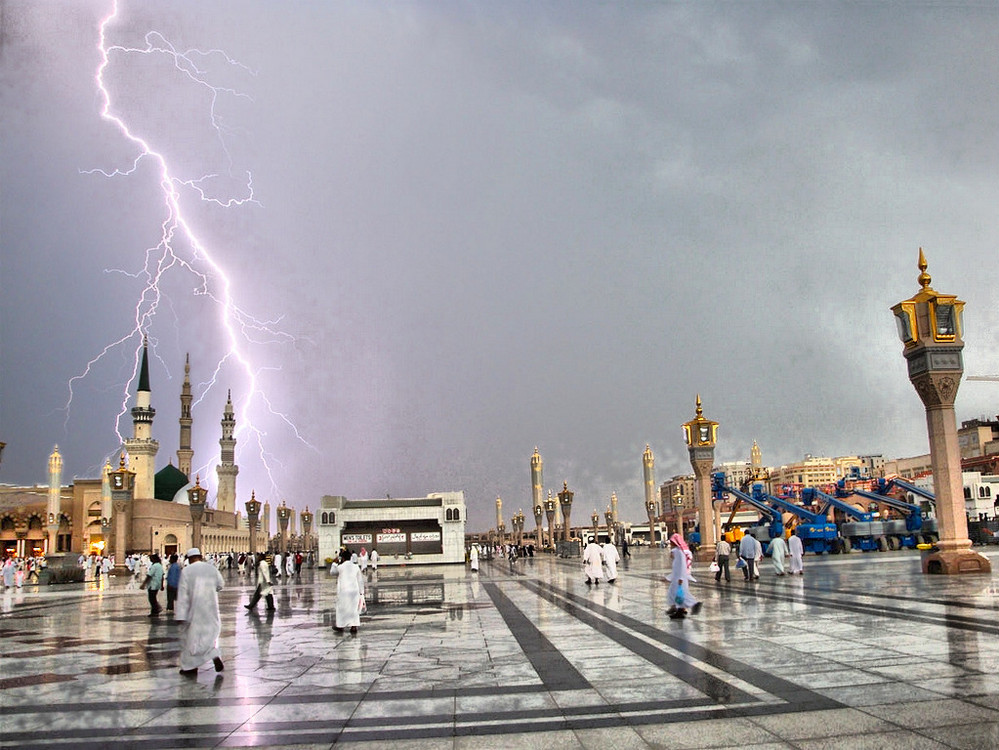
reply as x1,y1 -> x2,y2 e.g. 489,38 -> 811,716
318,491 -> 467,566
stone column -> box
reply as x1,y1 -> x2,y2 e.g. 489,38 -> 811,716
892,250 -> 989,574
245,493 -> 261,556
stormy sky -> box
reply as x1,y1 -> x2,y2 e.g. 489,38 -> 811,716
2,1 -> 998,532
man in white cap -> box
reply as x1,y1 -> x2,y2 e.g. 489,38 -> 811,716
175,548 -> 225,677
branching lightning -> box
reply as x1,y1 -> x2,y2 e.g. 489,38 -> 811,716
64,0 -> 313,499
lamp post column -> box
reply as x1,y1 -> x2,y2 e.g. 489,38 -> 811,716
277,502 -> 291,559
301,508 -> 314,556
245,492 -> 261,557
187,476 -> 207,552
558,482 -> 574,543
544,493 -> 556,550
109,455 -> 135,573
683,396 -> 719,562
892,250 -> 989,574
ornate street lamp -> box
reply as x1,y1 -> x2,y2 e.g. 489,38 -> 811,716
558,481 -> 574,542
187,475 -> 208,552
544,491 -> 557,549
892,249 -> 990,574
301,507 -> 314,554
533,503 -> 543,547
276,501 -> 292,558
590,510 -> 599,541
245,492 -> 261,556
109,454 -> 135,571
605,507 -> 614,543
683,395 -> 718,561
646,499 -> 658,546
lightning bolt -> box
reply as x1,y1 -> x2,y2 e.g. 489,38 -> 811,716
64,0 -> 314,499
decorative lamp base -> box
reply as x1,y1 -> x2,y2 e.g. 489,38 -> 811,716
921,549 -> 991,575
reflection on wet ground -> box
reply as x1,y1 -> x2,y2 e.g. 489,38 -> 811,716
3,549 -> 999,748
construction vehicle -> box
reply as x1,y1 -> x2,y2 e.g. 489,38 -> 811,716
837,478 -> 938,550
751,485 -> 839,554
712,473 -> 784,544
801,486 -> 885,552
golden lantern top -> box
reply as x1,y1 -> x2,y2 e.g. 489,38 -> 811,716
682,395 -> 718,447
109,453 -> 136,491
891,248 -> 965,349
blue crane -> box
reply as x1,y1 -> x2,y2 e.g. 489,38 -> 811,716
711,473 -> 784,544
837,478 -> 938,549
802,486 -> 886,552
751,485 -> 839,554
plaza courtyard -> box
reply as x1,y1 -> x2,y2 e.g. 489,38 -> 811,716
2,547 -> 999,749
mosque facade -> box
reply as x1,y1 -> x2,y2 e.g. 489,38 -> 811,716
0,343 -> 269,560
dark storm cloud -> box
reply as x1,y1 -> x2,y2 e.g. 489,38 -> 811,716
2,1 -> 998,530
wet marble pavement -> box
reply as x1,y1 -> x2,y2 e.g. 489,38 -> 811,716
3,549 -> 999,749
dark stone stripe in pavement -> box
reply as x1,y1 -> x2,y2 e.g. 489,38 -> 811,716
528,578 -> 841,709
745,584 -> 999,636
522,579 -> 756,704
482,581 -> 589,691
0,672 -> 76,690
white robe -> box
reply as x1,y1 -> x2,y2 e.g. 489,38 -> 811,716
788,535 -> 804,574
256,557 -> 273,596
665,546 -> 698,609
274,553 -> 283,576
601,543 -> 621,580
335,560 -> 364,628
582,542 -> 604,582
767,536 -> 788,575
359,551 -> 369,571
469,546 -> 479,572
286,555 -> 295,576
369,550 -> 379,570
174,560 -> 224,671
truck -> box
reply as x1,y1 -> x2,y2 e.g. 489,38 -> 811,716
838,477 -> 938,550
801,486 -> 886,552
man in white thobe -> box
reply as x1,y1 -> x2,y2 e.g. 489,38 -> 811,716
788,534 -> 804,575
469,545 -> 479,572
175,548 -> 225,677
601,541 -> 621,583
333,552 -> 364,634
285,553 -> 295,577
582,539 -> 604,585
767,535 -> 789,576
369,549 -> 379,571
274,552 -> 283,577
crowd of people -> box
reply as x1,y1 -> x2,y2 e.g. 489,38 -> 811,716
1,556 -> 45,588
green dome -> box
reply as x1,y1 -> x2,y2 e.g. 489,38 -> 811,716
154,463 -> 190,502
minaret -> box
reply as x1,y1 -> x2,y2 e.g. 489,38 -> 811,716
610,491 -> 619,523
46,446 -> 63,552
530,447 -> 543,515
495,496 -> 503,530
643,444 -> 656,513
215,390 -> 239,514
177,354 -> 194,477
124,339 -> 158,499
751,440 -> 762,474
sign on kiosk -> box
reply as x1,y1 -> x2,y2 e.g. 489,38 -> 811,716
342,533 -> 371,545
410,531 -> 441,543
377,532 -> 406,544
